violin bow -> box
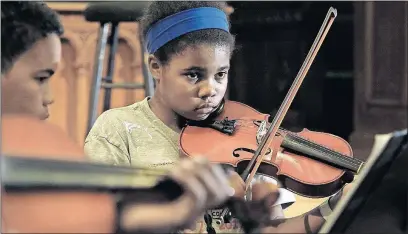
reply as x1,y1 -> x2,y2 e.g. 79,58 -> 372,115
241,7 -> 338,190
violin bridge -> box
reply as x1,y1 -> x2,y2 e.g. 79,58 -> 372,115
256,120 -> 268,145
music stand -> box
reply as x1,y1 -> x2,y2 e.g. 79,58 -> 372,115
318,129 -> 408,234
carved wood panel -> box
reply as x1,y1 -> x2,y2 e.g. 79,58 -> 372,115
366,2 -> 408,106
351,2 -> 408,160
46,5 -> 146,146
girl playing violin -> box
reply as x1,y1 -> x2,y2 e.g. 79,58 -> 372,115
85,1 -> 349,233
0,2 -> 274,233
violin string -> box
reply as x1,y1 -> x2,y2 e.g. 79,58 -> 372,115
279,129 -> 364,164
233,119 -> 364,164
282,135 -> 361,171
286,133 -> 364,165
282,129 -> 363,163
235,121 -> 364,164
238,128 -> 362,168
220,120 -> 363,170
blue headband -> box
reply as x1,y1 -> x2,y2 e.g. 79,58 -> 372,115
145,7 -> 230,54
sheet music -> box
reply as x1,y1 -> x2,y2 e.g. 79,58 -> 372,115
318,131 -> 396,234
366,132 -> 394,161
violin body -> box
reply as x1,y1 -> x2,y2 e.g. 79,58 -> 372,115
1,115 -> 116,233
180,100 -> 357,198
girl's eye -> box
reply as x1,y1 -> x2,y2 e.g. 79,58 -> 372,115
35,77 -> 48,84
185,72 -> 199,80
216,72 -> 227,80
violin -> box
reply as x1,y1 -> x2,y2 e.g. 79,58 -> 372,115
1,115 -> 270,234
180,99 -> 361,198
180,7 -> 363,199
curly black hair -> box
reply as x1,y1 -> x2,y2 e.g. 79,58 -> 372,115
140,1 -> 235,64
1,1 -> 64,74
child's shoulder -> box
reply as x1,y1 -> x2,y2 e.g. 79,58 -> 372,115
89,99 -> 148,134
96,99 -> 147,123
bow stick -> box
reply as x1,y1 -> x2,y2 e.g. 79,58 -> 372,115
241,7 -> 338,190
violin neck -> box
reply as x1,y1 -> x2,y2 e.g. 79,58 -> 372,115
1,155 -> 161,192
281,135 -> 363,173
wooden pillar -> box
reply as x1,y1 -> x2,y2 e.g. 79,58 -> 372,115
350,2 -> 408,160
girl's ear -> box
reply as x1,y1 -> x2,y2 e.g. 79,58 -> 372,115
148,55 -> 162,82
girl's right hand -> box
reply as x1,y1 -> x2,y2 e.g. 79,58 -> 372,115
120,156 -> 234,233
168,156 -> 235,227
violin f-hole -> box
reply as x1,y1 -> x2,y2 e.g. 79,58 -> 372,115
233,148 -> 256,158
233,148 -> 272,158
